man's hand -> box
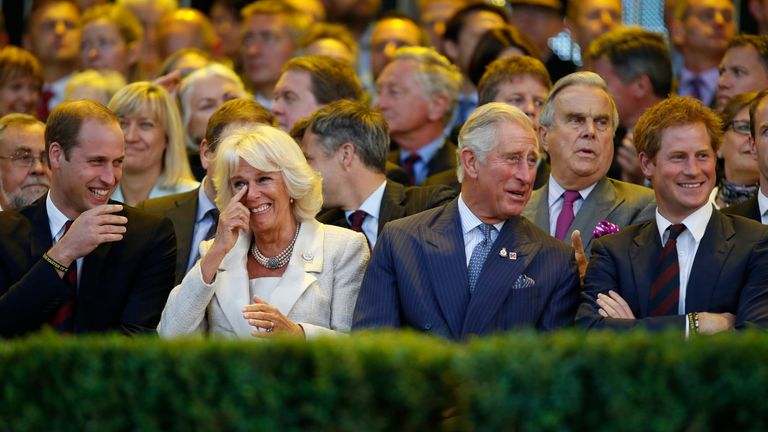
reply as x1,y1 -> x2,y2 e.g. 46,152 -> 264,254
697,312 -> 735,334
617,132 -> 646,185
597,290 -> 636,319
571,230 -> 587,286
47,204 -> 127,267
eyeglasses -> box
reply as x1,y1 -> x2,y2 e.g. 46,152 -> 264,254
725,120 -> 751,136
0,152 -> 48,168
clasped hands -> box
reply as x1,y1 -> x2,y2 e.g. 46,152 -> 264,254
242,295 -> 304,338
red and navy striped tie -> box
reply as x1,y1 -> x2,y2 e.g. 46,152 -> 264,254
649,224 -> 686,316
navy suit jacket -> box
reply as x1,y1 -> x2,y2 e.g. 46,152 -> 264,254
137,188 -> 199,285
576,209 -> 768,331
721,196 -> 761,223
0,198 -> 177,337
353,199 -> 580,340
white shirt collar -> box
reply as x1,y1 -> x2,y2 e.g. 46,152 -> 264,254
758,189 -> 768,219
46,192 -> 71,241
655,203 -> 712,243
345,180 -> 386,221
458,193 -> 505,234
547,175 -> 599,207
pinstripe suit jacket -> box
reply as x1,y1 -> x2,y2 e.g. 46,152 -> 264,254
352,199 -> 580,340
522,177 -> 656,256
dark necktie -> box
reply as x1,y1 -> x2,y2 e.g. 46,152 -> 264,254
204,208 -> 220,241
37,88 -> 54,120
468,224 -> 494,293
50,220 -> 77,332
554,190 -> 580,240
688,76 -> 704,101
649,224 -> 687,316
348,210 -> 367,232
402,153 -> 421,186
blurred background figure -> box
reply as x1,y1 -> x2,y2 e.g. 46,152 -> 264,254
714,92 -> 760,209
157,47 -> 211,79
0,114 -> 49,211
0,46 -> 42,118
467,25 -> 541,88
80,4 -> 142,83
117,0 -> 178,79
209,0 -> 250,72
24,0 -> 82,119
565,0 -> 623,58
64,69 -> 126,105
365,13 -> 426,94
157,8 -> 220,64
108,81 -> 198,205
716,35 -> 768,112
417,0 -> 467,48
299,22 -> 359,66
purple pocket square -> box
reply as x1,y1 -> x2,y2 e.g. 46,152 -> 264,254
593,220 -> 620,239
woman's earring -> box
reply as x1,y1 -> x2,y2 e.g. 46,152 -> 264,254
290,198 -> 295,204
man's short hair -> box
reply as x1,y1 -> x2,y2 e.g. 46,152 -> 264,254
241,0 -> 309,42
299,99 -> 389,173
585,26 -> 672,99
374,11 -> 430,46
457,102 -> 536,182
0,114 -> 45,147
45,100 -> 119,159
727,34 -> 768,75
634,96 -> 722,160
750,89 -> 768,139
468,25 -> 542,86
391,46 -> 463,124
284,55 -> 365,105
539,71 -> 619,132
204,98 -> 276,153
443,2 -> 509,43
477,55 -> 552,106
298,22 -> 359,60
27,0 -> 80,32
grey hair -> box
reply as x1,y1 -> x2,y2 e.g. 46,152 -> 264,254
539,71 -> 619,132
213,124 -> 322,221
178,62 -> 248,149
457,102 -> 537,183
391,46 -> 463,125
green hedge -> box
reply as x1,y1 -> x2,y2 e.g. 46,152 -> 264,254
2,330 -> 768,431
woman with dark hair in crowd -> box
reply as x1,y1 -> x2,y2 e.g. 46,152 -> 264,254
467,25 -> 541,88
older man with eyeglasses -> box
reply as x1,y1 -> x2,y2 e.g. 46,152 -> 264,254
0,114 -> 50,211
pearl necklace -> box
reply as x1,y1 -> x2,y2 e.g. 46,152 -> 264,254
250,223 -> 301,269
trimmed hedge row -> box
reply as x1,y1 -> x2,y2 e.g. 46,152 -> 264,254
2,330 -> 768,431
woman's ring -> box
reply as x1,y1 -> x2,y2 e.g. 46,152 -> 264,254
266,322 -> 274,333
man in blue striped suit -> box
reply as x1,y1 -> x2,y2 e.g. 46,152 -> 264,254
353,102 -> 580,340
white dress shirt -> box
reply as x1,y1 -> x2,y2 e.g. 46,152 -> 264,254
546,176 -> 598,237
46,192 -> 83,286
344,181 -> 386,248
458,194 -> 504,266
758,189 -> 768,225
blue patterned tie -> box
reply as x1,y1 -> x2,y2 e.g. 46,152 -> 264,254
468,224 -> 494,293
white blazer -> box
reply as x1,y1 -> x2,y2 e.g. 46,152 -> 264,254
158,219 -> 369,339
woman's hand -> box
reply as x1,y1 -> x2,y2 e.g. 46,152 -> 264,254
200,186 -> 249,283
242,295 -> 305,338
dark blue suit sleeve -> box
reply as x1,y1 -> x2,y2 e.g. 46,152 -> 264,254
576,239 -> 684,331
352,226 -> 401,330
538,253 -> 580,330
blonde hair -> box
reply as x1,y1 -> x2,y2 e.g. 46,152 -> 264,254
107,81 -> 196,188
213,125 -> 322,221
65,69 -> 126,105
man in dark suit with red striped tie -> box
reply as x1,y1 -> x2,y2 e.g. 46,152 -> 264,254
577,96 -> 768,334
0,100 -> 176,337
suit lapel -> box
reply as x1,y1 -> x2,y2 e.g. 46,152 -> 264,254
522,185 -> 550,232
686,211 -> 734,313
29,198 -> 53,258
214,230 -> 253,336
630,221 -> 661,317
269,220 -> 323,316
420,201 -> 470,340
167,190 -> 199,278
462,217 -> 540,336
378,181 -> 406,231
570,177 -> 622,252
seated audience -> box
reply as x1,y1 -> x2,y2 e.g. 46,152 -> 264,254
294,100 -> 456,248
138,98 -> 276,285
158,125 -> 369,339
714,92 -> 760,209
0,100 -> 176,337
353,103 -> 580,339
467,25 -> 541,88
107,81 -> 198,205
577,96 -> 768,333
298,23 -> 359,66
116,0 -> 178,79
716,35 -> 768,112
0,114 -> 49,210
64,69 -> 126,105
157,8 -> 219,62
79,4 -> 142,83
0,46 -> 43,118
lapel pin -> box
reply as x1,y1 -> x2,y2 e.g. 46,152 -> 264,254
499,247 -> 507,257
509,252 -> 517,260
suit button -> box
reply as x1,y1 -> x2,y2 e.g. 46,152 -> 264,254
424,323 -> 432,331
